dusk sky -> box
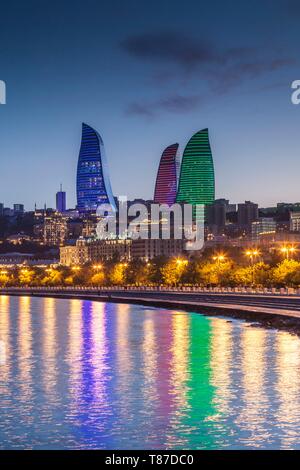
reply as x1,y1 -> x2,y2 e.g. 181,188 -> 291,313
0,0 -> 300,210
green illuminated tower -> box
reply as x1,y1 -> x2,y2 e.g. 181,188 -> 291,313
176,129 -> 215,214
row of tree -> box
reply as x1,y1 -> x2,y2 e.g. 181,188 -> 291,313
1,257 -> 300,287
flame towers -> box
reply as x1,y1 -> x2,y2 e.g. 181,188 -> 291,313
76,123 -> 116,212
154,143 -> 179,206
176,128 -> 215,209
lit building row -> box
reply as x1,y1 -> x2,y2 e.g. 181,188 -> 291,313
60,237 -> 185,266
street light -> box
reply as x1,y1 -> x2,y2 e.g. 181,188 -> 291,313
71,266 -> 81,272
92,264 -> 103,271
245,249 -> 260,285
280,245 -> 296,260
213,253 -> 226,266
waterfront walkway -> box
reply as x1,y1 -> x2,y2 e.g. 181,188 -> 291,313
2,286 -> 300,321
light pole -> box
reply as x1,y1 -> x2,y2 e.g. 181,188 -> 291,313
245,249 -> 259,286
213,253 -> 226,286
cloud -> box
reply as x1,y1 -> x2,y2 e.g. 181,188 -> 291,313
121,32 -> 218,68
121,31 -> 294,87
126,94 -> 202,117
208,58 -> 294,93
122,31 -> 295,116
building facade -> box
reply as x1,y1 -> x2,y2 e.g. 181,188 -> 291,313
251,217 -> 276,242
290,211 -> 300,232
60,238 -> 131,266
237,201 -> 258,231
176,128 -> 215,213
76,123 -> 116,213
56,189 -> 66,213
131,238 -> 185,261
43,214 -> 83,246
154,143 -> 179,206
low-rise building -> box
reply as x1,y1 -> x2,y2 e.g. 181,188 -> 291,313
290,211 -> 300,232
131,238 -> 185,261
60,238 -> 131,266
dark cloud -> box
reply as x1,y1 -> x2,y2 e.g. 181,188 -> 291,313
122,31 -> 295,116
208,58 -> 295,93
126,94 -> 202,117
121,31 -> 294,87
121,32 -> 217,68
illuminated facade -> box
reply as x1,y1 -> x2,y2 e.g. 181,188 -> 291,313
60,238 -> 131,265
154,143 -> 179,206
76,123 -> 116,213
176,129 -> 215,211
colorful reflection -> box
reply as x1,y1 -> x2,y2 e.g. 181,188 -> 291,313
1,297 -> 300,449
0,295 -> 10,381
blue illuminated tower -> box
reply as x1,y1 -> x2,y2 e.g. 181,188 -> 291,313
76,123 -> 116,212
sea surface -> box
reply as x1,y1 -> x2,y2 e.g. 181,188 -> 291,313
0,295 -> 300,449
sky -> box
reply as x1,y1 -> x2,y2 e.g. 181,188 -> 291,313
0,0 -> 300,210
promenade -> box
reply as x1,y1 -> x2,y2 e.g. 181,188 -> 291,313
2,286 -> 300,327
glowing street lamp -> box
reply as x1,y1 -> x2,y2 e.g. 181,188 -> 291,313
71,266 -> 81,272
280,245 -> 296,260
213,253 -> 226,266
92,264 -> 103,271
245,249 -> 260,285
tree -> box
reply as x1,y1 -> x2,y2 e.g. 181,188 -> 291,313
109,262 -> 127,285
126,259 -> 153,285
0,271 -> 11,286
232,262 -> 270,286
41,268 -> 63,286
18,268 -> 35,286
272,259 -> 300,286
196,260 -> 233,286
161,258 -> 188,286
89,272 -> 105,286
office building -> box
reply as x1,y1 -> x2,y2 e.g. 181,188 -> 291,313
154,143 -> 179,206
76,122 -> 116,213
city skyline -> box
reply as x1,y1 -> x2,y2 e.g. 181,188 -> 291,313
0,1 -> 300,209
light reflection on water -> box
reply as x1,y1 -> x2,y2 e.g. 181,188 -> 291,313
0,295 -> 300,449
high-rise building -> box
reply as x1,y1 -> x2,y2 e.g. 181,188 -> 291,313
0,203 -> 3,216
176,129 -> 215,213
56,185 -> 66,213
13,204 -> 24,214
154,143 -> 179,206
238,201 -> 258,230
207,198 -> 237,235
76,123 -> 116,213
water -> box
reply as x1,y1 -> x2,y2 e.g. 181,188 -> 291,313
0,295 -> 300,449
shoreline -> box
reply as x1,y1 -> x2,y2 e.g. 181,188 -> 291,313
2,288 -> 300,335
